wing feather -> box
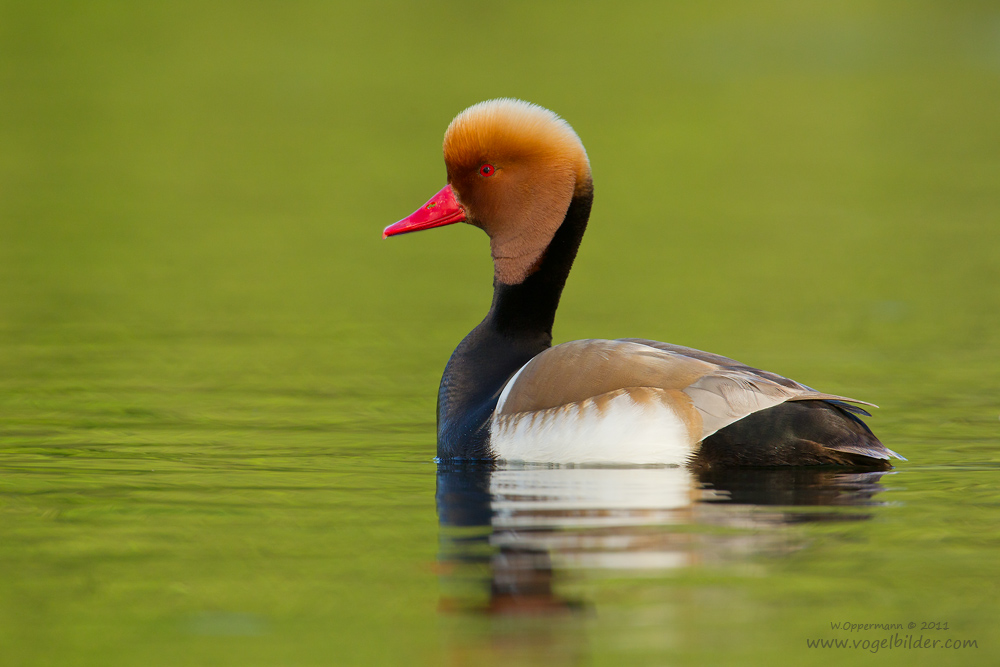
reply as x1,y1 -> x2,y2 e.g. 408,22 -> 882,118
497,339 -> 877,442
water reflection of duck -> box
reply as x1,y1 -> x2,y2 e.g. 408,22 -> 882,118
386,99 -> 903,467
436,464 -> 890,616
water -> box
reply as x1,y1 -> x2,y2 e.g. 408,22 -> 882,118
2,1 -> 999,665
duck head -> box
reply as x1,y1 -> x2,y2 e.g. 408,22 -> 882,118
384,99 -> 592,285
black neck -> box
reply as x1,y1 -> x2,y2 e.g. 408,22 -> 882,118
436,187 -> 593,459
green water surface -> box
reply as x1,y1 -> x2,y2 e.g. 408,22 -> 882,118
2,1 -> 999,665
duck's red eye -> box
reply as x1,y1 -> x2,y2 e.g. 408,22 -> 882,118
479,164 -> 495,177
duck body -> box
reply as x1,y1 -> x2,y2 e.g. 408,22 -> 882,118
386,99 -> 903,467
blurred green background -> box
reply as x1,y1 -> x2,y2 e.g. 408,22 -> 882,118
1,1 -> 999,665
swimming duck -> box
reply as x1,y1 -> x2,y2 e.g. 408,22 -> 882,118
385,99 -> 902,467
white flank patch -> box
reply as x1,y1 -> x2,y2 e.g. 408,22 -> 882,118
490,389 -> 694,465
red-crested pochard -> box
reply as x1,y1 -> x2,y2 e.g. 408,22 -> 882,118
385,99 -> 903,467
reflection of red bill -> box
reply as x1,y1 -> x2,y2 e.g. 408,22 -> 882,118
383,184 -> 466,238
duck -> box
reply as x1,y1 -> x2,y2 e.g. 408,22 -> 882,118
384,99 -> 903,468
